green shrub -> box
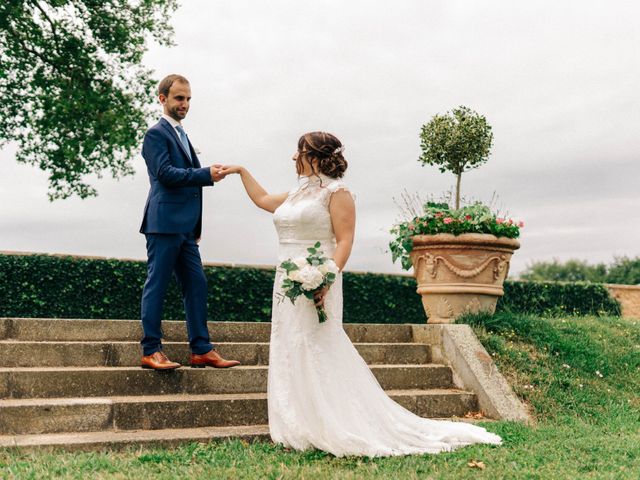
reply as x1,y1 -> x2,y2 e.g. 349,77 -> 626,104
519,259 -> 608,282
0,254 -> 273,322
342,272 -> 423,323
520,256 -> 640,285
498,281 -> 621,317
0,253 -> 425,323
606,256 -> 640,285
0,254 -> 620,322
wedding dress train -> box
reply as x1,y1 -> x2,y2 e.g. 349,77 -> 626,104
267,174 -> 502,457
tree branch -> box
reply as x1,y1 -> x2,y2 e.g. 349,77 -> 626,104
5,28 -> 49,66
29,0 -> 62,46
3,15 -> 68,78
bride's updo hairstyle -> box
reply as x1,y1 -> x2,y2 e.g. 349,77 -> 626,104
297,131 -> 347,179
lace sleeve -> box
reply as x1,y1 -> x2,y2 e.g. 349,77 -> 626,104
323,180 -> 356,205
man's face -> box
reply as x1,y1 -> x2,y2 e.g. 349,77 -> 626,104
160,81 -> 191,121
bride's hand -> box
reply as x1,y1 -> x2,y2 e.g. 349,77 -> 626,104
313,286 -> 330,308
219,165 -> 244,176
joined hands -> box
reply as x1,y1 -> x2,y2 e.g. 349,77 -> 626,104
210,164 -> 243,182
210,164 -> 227,182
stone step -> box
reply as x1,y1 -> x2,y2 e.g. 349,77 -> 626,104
0,417 -> 495,452
0,318 -> 414,343
0,389 -> 477,435
0,340 -> 431,367
0,425 -> 272,451
0,365 -> 453,399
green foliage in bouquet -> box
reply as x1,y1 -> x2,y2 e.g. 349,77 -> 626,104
389,202 -> 522,270
278,242 -> 337,322
280,242 -> 337,301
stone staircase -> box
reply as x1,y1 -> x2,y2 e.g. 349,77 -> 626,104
0,318 -> 481,450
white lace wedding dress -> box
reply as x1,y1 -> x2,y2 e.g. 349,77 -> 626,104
267,173 -> 502,457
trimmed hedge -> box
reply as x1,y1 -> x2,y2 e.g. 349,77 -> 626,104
0,254 -> 274,322
0,254 -> 620,323
0,253 -> 424,323
498,281 -> 621,317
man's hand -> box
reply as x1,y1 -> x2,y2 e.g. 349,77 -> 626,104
210,164 -> 227,182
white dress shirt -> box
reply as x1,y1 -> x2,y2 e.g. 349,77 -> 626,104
162,113 -> 183,136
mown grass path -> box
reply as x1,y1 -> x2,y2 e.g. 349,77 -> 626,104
1,314 -> 638,479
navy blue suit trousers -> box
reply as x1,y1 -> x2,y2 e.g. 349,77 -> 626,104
140,233 -> 213,355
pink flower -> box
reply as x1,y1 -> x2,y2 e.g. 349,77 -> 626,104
496,218 -> 505,224
443,217 -> 453,224
518,221 -> 525,228
435,212 -> 444,218
408,225 -> 415,231
508,219 -> 514,225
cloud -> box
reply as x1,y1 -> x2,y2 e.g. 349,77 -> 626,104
1,0 -> 639,277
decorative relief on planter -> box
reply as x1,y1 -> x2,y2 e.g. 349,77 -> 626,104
494,255 -> 510,281
435,297 -> 454,319
409,234 -> 520,324
416,253 -> 511,281
465,297 -> 482,314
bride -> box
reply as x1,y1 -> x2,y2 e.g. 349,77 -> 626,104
218,131 -> 502,457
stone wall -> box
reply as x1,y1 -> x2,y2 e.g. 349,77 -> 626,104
606,284 -> 640,319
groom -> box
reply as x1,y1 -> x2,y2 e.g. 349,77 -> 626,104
139,74 -> 240,370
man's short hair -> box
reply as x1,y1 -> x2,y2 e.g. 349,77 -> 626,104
158,74 -> 189,97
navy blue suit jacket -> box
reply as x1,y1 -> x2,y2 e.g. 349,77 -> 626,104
140,118 -> 214,238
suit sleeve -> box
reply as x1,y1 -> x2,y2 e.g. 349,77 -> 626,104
142,129 -> 214,188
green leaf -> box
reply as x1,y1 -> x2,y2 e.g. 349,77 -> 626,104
280,260 -> 298,274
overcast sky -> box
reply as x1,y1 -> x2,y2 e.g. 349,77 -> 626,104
1,0 -> 639,275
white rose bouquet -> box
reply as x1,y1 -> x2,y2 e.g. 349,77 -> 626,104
278,241 -> 339,323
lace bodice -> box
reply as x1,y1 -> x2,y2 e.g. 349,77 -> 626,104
273,174 -> 352,255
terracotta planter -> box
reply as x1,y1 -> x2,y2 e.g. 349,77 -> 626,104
409,233 -> 520,323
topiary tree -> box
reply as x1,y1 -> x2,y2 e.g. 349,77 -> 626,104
419,106 -> 493,209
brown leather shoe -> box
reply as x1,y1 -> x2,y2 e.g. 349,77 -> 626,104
141,351 -> 181,370
191,349 -> 241,368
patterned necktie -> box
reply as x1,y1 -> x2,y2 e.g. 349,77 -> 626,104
175,125 -> 192,161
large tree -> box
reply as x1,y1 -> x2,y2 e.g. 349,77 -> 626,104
0,0 -> 178,200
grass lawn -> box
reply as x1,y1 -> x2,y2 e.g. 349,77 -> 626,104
1,314 -> 639,479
